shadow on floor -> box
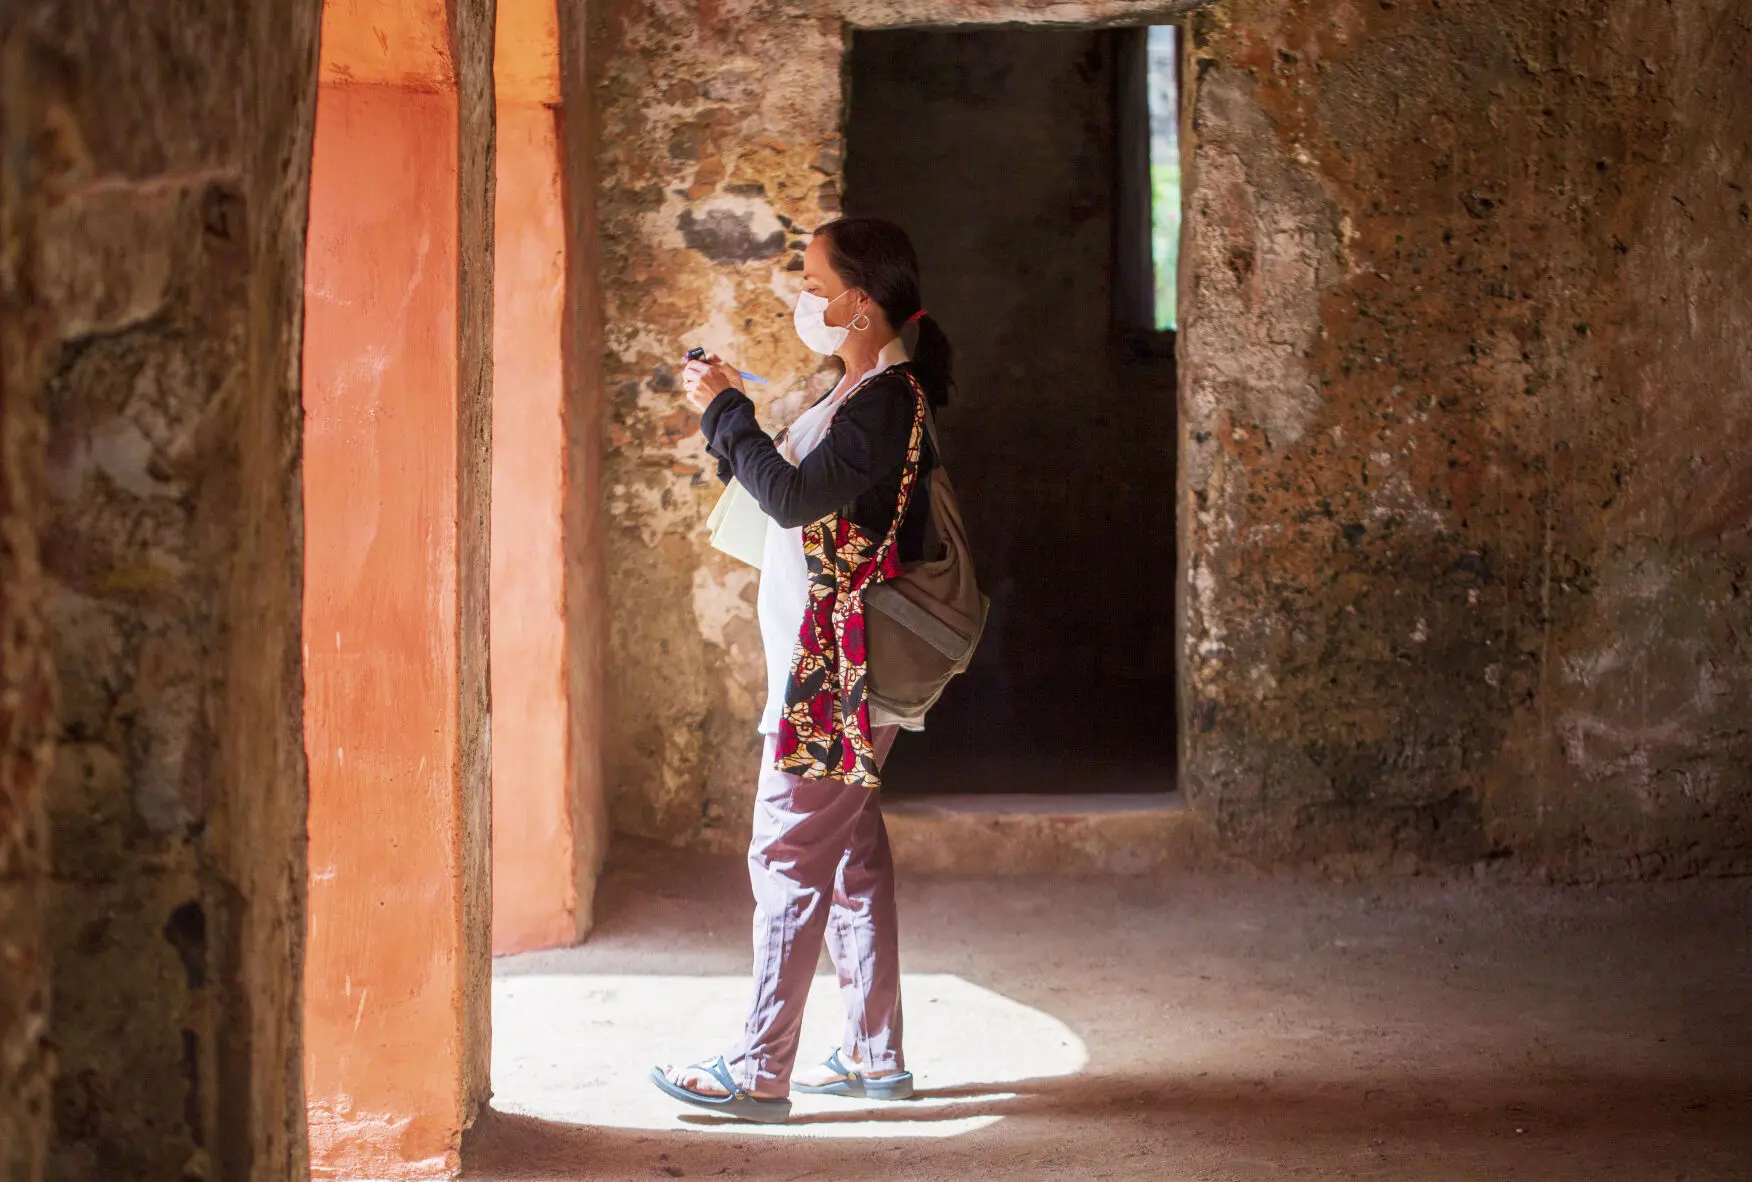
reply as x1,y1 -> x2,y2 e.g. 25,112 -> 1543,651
465,1067 -> 1752,1180
471,841 -> 1752,1180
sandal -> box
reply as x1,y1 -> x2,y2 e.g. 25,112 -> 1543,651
649,1056 -> 793,1124
792,1049 -> 915,1100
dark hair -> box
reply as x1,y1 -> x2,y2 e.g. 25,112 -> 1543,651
815,216 -> 954,408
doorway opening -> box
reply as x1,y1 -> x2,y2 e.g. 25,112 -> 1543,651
847,25 -> 1182,797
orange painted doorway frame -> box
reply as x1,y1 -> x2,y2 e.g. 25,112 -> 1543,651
300,0 -> 607,1175
300,2 -> 486,1177
490,0 -> 608,957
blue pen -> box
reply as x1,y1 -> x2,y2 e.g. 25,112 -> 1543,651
685,347 -> 768,385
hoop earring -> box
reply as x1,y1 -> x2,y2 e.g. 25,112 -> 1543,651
850,312 -> 872,332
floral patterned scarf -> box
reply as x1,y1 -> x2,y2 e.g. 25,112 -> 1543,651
773,373 -> 928,788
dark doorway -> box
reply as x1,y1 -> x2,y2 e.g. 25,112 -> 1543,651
848,26 -> 1180,795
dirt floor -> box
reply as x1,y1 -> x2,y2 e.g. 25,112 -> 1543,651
465,839 -> 1752,1180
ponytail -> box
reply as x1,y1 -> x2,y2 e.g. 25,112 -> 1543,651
909,313 -> 954,409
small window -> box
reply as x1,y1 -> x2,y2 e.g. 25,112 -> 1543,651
1115,25 -> 1181,343
1146,26 -> 1181,331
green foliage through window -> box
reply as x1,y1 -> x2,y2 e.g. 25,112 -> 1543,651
1147,26 -> 1180,332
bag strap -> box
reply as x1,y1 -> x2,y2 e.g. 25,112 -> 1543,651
861,374 -> 930,579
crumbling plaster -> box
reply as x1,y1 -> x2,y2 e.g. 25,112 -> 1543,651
1,32 -> 59,1182
596,0 -> 1750,878
3,1 -> 321,1178
1177,0 -> 1752,875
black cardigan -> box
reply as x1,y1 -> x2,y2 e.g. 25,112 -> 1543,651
700,365 -> 935,565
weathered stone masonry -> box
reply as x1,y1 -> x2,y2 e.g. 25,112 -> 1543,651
3,1 -> 322,1177
2,32 -> 60,1181
595,0 -> 1751,878
1179,0 -> 1752,875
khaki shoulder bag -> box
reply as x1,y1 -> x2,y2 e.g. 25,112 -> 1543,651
866,386 -> 989,731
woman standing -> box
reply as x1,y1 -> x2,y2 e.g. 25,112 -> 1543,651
651,217 -> 954,1123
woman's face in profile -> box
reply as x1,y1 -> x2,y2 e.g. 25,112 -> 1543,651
801,236 -> 858,330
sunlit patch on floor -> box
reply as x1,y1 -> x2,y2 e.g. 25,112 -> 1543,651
491,973 -> 1088,1138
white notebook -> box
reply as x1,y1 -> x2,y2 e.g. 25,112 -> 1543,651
706,478 -> 769,570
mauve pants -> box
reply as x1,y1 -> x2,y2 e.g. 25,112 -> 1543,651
722,727 -> 904,1097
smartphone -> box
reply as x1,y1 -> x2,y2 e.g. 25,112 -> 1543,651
684,347 -> 767,385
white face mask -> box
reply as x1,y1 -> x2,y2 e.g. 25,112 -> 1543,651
793,290 -> 852,356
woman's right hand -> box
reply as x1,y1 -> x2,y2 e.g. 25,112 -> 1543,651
682,354 -> 746,412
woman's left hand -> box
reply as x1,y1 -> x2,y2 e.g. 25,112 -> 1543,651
682,355 -> 745,411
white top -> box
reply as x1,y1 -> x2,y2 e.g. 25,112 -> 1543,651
757,338 -> 911,734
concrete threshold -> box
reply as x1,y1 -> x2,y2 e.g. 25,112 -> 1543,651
882,791 -> 1221,875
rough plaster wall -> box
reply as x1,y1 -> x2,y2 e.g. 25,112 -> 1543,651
846,28 -> 1179,778
3,1 -> 319,1179
221,3 -> 321,1175
0,32 -> 60,1182
594,0 -> 1205,845
451,0 -> 498,1126
1179,0 -> 1752,876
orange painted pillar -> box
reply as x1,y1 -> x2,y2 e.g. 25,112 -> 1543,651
301,2 -> 472,1177
491,0 -> 595,954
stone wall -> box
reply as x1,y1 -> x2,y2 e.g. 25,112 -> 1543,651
1,30 -> 60,1181
596,0 -> 1750,876
2,1 -> 320,1179
1179,0 -> 1752,875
